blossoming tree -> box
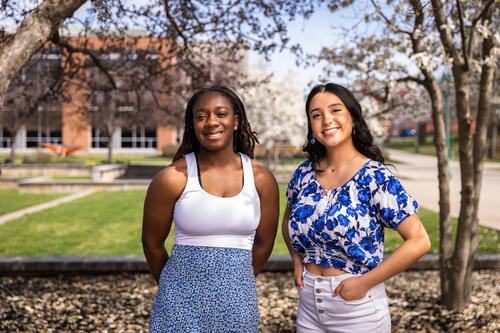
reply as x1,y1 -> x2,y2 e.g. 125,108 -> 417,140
242,64 -> 307,157
319,0 -> 498,310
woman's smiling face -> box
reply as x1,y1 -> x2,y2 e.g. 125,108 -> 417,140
192,91 -> 238,153
308,91 -> 353,149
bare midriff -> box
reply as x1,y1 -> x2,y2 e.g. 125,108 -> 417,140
305,262 -> 348,276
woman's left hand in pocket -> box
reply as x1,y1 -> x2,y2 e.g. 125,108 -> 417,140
333,276 -> 369,301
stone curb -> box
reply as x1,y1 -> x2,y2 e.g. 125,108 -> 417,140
0,254 -> 498,275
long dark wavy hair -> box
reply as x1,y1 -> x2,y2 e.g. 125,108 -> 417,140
303,83 -> 384,166
173,86 -> 259,161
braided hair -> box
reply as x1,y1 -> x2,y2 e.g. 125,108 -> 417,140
173,86 -> 259,161
303,83 -> 384,165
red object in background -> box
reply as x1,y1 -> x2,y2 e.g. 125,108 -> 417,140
40,143 -> 81,157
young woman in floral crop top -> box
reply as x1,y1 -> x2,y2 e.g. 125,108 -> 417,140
282,83 -> 431,333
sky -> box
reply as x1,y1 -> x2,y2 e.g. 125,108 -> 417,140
3,1 -> 369,93
249,4 -> 358,93
70,1 -> 360,94
1,1 -> 363,95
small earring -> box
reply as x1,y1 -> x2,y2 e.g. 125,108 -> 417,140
234,126 -> 237,130
310,134 -> 316,144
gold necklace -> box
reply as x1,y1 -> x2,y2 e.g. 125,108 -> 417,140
328,155 -> 357,173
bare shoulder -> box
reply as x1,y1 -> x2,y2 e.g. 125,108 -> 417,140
148,157 -> 187,198
250,159 -> 278,191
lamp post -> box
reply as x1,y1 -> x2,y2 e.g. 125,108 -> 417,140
415,121 -> 420,153
441,74 -> 454,159
449,109 -> 455,158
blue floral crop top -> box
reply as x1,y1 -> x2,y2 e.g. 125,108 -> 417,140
286,159 -> 418,275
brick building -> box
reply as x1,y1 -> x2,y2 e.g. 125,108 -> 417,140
1,29 -> 247,155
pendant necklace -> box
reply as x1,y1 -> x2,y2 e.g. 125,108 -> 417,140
320,155 -> 357,197
329,155 -> 357,173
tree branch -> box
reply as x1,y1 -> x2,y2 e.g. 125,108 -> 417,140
467,0 -> 494,63
431,0 -> 462,66
455,0 -> 469,70
397,75 -> 425,86
0,0 -> 87,109
369,103 -> 408,118
368,0 -> 412,36
51,31 -> 117,89
408,0 -> 425,53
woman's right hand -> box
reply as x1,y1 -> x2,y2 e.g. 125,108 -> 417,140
293,256 -> 304,290
281,207 -> 305,290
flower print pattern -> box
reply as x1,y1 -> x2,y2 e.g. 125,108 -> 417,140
286,160 -> 418,275
149,245 -> 259,332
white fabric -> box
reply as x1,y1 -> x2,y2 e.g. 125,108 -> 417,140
173,152 -> 261,250
296,268 -> 391,333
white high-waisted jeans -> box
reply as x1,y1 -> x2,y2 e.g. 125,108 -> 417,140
296,268 -> 391,333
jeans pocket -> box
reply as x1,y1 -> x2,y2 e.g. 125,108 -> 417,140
329,295 -> 377,318
334,292 -> 371,305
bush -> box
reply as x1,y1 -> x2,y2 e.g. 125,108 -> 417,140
34,152 -> 56,164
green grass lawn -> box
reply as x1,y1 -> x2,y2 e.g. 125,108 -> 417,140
384,136 -> 458,157
0,153 -> 172,165
385,136 -> 500,163
0,189 -> 67,216
0,186 -> 497,255
51,176 -> 93,181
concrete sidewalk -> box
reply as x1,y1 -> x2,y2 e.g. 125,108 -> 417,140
0,189 -> 95,226
386,149 -> 500,231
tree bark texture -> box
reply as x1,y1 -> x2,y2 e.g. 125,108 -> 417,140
467,4 -> 496,303
418,122 -> 427,145
107,124 -> 114,164
430,0 -> 495,310
0,0 -> 87,109
446,67 -> 475,311
487,116 -> 498,159
9,132 -> 16,163
422,75 -> 453,305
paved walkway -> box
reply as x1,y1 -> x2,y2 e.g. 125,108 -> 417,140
0,189 -> 95,226
386,149 -> 500,231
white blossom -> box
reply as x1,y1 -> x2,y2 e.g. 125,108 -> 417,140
476,20 -> 492,39
410,52 -> 437,71
242,64 -> 307,148
359,96 -> 388,141
440,19 -> 456,34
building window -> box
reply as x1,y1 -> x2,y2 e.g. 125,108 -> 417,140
121,126 -> 156,149
91,128 -> 109,148
0,129 -> 12,148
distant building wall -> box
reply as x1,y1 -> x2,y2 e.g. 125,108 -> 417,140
61,52 -> 91,151
59,35 -> 176,152
157,125 -> 178,151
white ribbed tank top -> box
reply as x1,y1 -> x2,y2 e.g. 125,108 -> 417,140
172,152 -> 261,250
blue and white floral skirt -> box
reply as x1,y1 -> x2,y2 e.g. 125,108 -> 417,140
149,245 -> 259,333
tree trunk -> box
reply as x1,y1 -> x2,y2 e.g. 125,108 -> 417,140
107,119 -> 114,164
423,76 -> 453,306
108,133 -> 113,164
265,147 -> 271,170
444,67 -> 475,311
468,7 -> 496,303
0,0 -> 87,108
487,116 -> 498,159
9,132 -> 17,163
428,0 -> 497,310
418,122 -> 427,145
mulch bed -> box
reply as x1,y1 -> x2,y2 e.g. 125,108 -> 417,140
0,270 -> 498,332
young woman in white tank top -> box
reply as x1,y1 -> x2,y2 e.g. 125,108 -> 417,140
142,86 -> 279,333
